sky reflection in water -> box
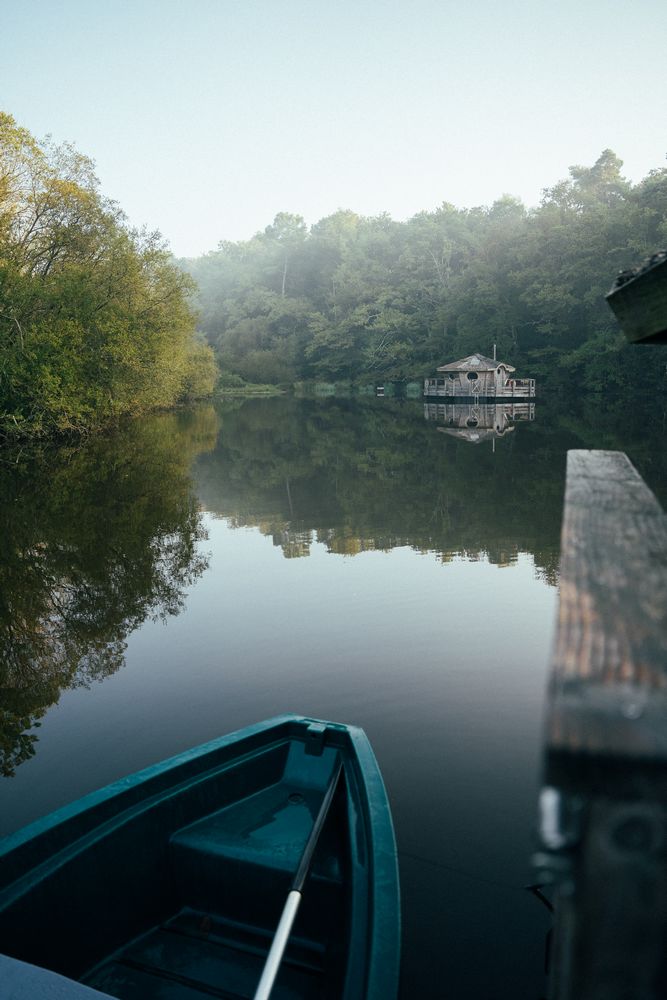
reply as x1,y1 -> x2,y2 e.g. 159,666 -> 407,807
2,394 -> 665,997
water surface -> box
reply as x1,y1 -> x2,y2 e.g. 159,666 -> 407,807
1,393 -> 665,998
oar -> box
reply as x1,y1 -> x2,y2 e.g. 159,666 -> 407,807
253,759 -> 343,1000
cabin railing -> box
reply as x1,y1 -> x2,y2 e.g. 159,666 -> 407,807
423,378 -> 536,398
535,450 -> 667,1000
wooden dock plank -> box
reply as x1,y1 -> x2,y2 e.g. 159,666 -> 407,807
547,450 -> 667,759
538,449 -> 667,1000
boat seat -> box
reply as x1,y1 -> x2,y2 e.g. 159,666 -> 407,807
169,743 -> 343,927
0,954 -> 112,999
170,742 -> 341,873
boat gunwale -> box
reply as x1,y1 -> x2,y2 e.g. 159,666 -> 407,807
0,716 -> 299,870
0,714 -> 401,999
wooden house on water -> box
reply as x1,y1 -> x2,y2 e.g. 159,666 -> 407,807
424,353 -> 536,399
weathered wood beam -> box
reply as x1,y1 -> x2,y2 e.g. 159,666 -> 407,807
538,450 -> 667,1000
547,450 -> 667,760
606,255 -> 667,344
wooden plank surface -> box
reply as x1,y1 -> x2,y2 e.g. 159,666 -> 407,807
543,794 -> 667,1000
547,450 -> 667,759
606,256 -> 667,344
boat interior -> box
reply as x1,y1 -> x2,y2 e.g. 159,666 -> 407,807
1,735 -> 365,999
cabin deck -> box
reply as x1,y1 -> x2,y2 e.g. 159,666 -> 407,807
423,378 -> 535,399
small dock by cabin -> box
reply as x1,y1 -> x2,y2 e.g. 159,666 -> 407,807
424,353 -> 536,399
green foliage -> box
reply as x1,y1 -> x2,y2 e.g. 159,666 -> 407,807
0,112 -> 218,437
182,151 -> 667,389
180,339 -> 219,400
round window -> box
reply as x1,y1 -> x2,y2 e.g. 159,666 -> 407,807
467,372 -> 479,381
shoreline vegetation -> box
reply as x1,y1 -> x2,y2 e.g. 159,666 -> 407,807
2,111 -> 666,441
214,372 -> 285,397
0,113 -> 218,440
216,386 -> 286,397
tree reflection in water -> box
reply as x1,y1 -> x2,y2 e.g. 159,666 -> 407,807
195,393 -> 666,578
195,396 -> 564,580
0,407 -> 217,775
3,392 -> 664,778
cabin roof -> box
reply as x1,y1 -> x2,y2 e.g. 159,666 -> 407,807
436,354 -> 516,373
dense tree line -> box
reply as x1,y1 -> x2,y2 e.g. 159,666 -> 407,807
183,151 -> 667,390
0,114 -> 217,437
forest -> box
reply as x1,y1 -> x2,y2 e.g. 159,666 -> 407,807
3,111 -> 666,441
0,113 -> 217,437
182,149 -> 667,391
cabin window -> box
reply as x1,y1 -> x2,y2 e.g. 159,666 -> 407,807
467,372 -> 478,381
466,418 -> 478,427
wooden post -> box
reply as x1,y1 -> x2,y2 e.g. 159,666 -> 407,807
536,450 -> 667,1000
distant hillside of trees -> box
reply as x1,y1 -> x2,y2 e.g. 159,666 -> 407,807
182,150 -> 667,391
0,113 -> 218,437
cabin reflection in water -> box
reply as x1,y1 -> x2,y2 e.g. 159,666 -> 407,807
424,402 -> 535,443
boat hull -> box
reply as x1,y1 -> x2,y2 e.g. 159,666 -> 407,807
0,716 -> 400,999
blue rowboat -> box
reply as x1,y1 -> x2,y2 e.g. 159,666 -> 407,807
0,715 -> 400,999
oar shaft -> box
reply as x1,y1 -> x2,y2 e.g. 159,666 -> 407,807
292,761 -> 342,893
253,759 -> 343,1000
253,890 -> 302,1000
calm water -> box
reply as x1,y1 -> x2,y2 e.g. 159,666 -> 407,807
1,392 -> 665,998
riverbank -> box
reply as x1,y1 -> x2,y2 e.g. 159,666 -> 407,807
216,385 -> 286,397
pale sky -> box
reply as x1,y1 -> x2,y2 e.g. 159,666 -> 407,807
3,0 -> 666,257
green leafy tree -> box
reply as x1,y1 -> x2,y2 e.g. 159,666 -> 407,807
0,112 -> 217,437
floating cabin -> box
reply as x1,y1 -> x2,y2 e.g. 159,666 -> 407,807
424,402 -> 535,443
424,353 -> 536,399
